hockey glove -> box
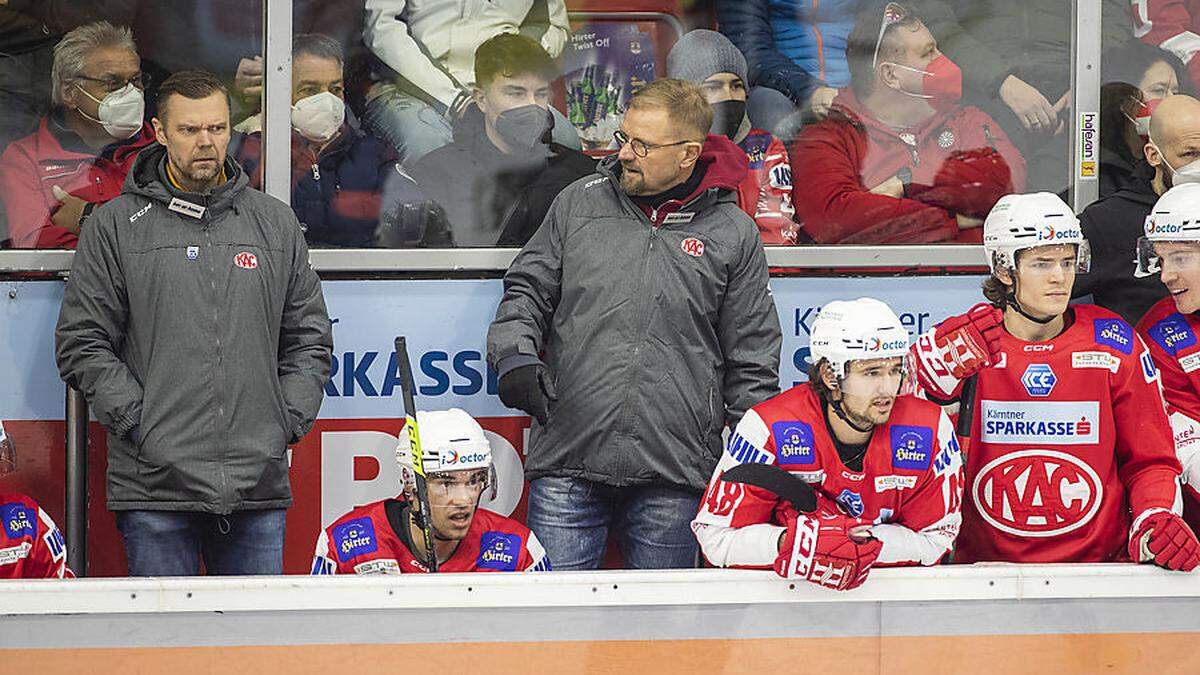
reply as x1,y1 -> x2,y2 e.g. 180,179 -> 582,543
497,361 -> 557,425
775,505 -> 882,591
1129,510 -> 1200,572
912,303 -> 1004,399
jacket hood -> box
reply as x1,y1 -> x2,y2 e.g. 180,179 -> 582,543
125,143 -> 249,219
597,133 -> 749,199
828,89 -> 958,141
1109,158 -> 1158,206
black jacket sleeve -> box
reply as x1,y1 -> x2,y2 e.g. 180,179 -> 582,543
716,0 -> 822,104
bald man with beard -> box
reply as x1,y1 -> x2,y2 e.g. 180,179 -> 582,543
1074,95 -> 1200,323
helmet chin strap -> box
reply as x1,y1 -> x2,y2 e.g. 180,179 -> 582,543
829,388 -> 876,434
1005,272 -> 1057,325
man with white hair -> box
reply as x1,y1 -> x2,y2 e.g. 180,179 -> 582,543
0,20 -> 154,248
312,409 -> 550,574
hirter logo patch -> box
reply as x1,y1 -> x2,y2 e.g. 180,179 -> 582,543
478,531 -> 520,571
681,237 -> 705,258
234,252 -> 258,269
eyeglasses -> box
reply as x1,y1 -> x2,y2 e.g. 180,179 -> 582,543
871,2 -> 908,69
613,129 -> 695,158
75,73 -> 149,94
426,470 -> 489,498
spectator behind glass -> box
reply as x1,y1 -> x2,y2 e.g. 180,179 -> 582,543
487,79 -> 781,571
667,29 -> 802,246
790,3 -> 1024,244
230,33 -> 449,248
1074,95 -> 1200,324
0,20 -> 154,249
409,33 -> 594,247
56,69 -> 333,576
1099,43 -> 1185,199
1134,0 -> 1200,92
361,0 -> 579,168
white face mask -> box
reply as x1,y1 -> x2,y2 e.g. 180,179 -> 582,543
76,82 -> 144,139
1150,139 -> 1200,185
291,91 -> 345,142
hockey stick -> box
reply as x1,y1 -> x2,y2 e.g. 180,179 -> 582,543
395,336 -> 439,573
720,463 -> 818,513
956,374 -> 978,462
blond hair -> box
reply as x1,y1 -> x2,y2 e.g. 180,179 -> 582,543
628,79 -> 712,141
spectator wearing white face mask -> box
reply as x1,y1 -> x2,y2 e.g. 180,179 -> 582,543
1075,95 -> 1200,324
231,33 -> 449,248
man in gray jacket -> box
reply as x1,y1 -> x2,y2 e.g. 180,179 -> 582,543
487,79 -> 781,570
55,70 -> 333,576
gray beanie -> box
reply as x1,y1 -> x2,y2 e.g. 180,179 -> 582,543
666,29 -> 748,86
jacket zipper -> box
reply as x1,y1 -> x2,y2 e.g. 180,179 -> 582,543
203,214 -> 229,511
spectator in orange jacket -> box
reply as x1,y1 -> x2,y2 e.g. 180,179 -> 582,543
0,21 -> 154,249
790,3 -> 1025,244
667,29 -> 802,245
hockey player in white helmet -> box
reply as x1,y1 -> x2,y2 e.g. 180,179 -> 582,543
312,409 -> 550,574
693,298 -> 964,591
1137,182 -> 1200,550
909,192 -> 1198,570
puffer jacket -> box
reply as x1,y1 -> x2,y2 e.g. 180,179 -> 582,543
488,135 -> 782,492
55,144 -> 333,513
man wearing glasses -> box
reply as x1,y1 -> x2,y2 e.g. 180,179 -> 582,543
0,21 -> 154,249
488,78 -> 781,570
312,409 -> 549,574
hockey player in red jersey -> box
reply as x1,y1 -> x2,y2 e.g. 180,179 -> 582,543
910,191 -> 1199,570
312,409 -> 549,574
693,298 -> 965,591
0,420 -> 72,579
1134,183 -> 1200,536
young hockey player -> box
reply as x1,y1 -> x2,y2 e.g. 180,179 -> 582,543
910,191 -> 1199,570
0,420 -> 72,579
692,298 -> 964,591
1135,183 -> 1200,535
312,409 -> 550,574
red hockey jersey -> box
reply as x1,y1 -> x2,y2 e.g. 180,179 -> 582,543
1137,296 -> 1200,529
0,492 -> 72,579
692,386 -> 964,569
311,497 -> 550,574
736,129 -> 800,245
944,304 -> 1182,563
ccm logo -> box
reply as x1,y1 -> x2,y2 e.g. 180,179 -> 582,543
234,252 -> 258,269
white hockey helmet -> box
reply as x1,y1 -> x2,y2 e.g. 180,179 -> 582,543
983,192 -> 1091,274
395,408 -> 495,497
810,298 -> 909,378
1135,183 -> 1200,277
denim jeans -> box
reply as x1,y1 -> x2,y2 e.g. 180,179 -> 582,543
363,84 -> 582,168
526,476 -> 701,570
115,509 -> 287,576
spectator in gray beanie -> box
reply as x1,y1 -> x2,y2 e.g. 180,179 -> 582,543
667,29 -> 802,245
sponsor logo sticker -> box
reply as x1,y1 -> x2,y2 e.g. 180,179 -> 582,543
980,400 -> 1099,445
1141,350 -> 1159,383
1071,351 -> 1119,373
836,489 -> 865,517
0,542 -> 32,567
1149,314 -> 1197,356
167,197 -> 206,219
663,212 -> 696,225
875,475 -> 918,492
1094,318 -> 1134,355
186,246 -> 199,261
354,558 -> 400,574
680,237 -> 705,257
1182,352 -> 1200,374
234,251 -> 258,270
891,425 -> 933,470
478,531 -> 520,571
332,517 -> 377,562
0,503 -> 35,540
1021,363 -> 1056,397
973,449 -> 1102,537
772,421 -> 816,467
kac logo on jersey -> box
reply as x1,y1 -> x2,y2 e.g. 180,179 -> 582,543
973,450 -> 1102,537
1021,364 -> 1056,397
1094,318 -> 1133,355
0,503 -> 35,540
332,517 -> 377,563
836,489 -> 865,518
890,425 -> 933,470
1148,314 -> 1197,356
478,531 -> 520,571
772,421 -> 815,466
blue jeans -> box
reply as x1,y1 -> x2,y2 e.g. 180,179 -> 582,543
363,85 -> 582,168
526,476 -> 701,570
115,509 -> 287,576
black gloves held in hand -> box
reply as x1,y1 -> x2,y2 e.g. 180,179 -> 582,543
498,362 -> 557,424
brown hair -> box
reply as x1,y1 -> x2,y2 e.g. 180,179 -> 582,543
628,78 -> 712,141
981,276 -> 1010,307
475,33 -> 557,88
807,359 -> 837,402
155,69 -> 229,121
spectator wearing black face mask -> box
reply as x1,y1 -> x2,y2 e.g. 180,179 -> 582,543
408,33 -> 594,247
667,29 -> 802,245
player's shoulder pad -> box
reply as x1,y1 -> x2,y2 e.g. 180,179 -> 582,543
883,414 -> 939,474
327,500 -> 387,563
1077,304 -> 1137,358
474,510 -> 530,572
1144,308 -> 1200,359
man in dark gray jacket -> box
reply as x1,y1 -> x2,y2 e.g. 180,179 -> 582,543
487,79 -> 782,570
55,70 -> 333,576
